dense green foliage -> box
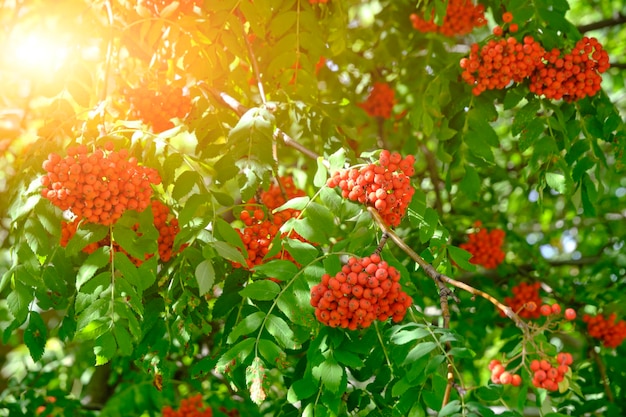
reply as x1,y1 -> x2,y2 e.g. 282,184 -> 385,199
0,0 -> 625,416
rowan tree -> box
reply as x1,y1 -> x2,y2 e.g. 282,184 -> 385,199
0,1 -> 625,416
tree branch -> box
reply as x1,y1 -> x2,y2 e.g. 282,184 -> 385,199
577,12 -> 626,33
199,85 -> 328,167
366,206 -> 529,333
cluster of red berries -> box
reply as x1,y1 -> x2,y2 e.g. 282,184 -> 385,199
489,359 -> 522,386
459,221 -> 506,269
41,143 -> 161,226
529,37 -> 610,102
534,303 -> 577,321
326,150 -> 415,227
409,0 -> 486,37
234,177 -> 307,270
162,394 -> 213,417
310,254 -> 413,330
252,176 -> 306,211
125,84 -> 192,132
60,200 -> 183,265
139,0 -> 203,16
234,209 -> 299,269
358,82 -> 396,119
460,34 -> 546,96
583,313 -> 626,348
530,353 -> 573,391
460,12 -> 610,101
501,282 -> 543,319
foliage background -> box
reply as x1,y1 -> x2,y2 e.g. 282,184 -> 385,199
0,0 -> 625,416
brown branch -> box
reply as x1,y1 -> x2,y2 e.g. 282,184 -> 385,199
609,62 -> 626,70
366,206 -> 529,333
199,85 -> 327,166
577,12 -> 626,33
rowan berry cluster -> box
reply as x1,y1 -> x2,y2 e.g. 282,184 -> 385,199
235,177 -> 308,270
460,35 -> 546,96
358,82 -> 396,119
162,394 -> 213,417
583,313 -> 626,348
60,200 -> 183,265
326,150 -> 415,227
501,282 -> 543,319
310,253 -> 413,330
409,0 -> 486,37
529,36 -> 610,102
529,353 -> 573,392
140,0 -> 203,16
251,176 -> 306,211
489,359 -> 522,386
41,143 -> 161,226
460,12 -> 610,101
459,221 -> 506,269
125,84 -> 192,132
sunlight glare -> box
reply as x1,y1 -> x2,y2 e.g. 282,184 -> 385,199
9,31 -> 69,76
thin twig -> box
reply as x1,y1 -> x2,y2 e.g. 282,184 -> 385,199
589,344 -> 615,402
240,15 -> 267,104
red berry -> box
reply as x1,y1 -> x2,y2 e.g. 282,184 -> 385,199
564,308 -> 576,321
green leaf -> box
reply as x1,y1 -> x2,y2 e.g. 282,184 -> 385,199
284,239 -> 318,265
65,223 -> 109,256
403,341 -> 437,365
113,325 -> 134,355
288,375 -> 318,402
258,338 -> 285,365
313,357 -> 344,393
390,325 -> 431,345
274,196 -> 310,212
246,356 -> 268,405
459,165 -> 481,202
214,217 -> 246,252
173,170 -> 201,200
448,246 -> 476,271
519,118 -> 545,152
438,400 -> 461,417
254,260 -> 298,282
210,241 -> 247,265
334,350 -> 364,368
475,385 -> 503,402
227,311 -> 265,344
76,298 -> 109,333
419,208 -> 438,243
195,259 -> 215,296
215,338 -> 256,373
76,247 -> 110,290
314,157 -> 328,188
266,314 -> 300,350
239,279 -> 281,301
94,331 -> 117,365
328,148 -> 346,172
545,172 -> 567,194
7,280 -> 32,325
512,99 -> 540,136
24,311 -> 47,362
